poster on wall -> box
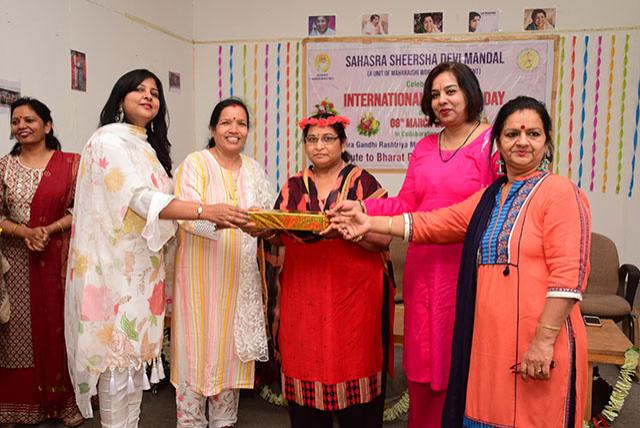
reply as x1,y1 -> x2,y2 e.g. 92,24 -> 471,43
468,11 -> 501,33
70,50 -> 87,92
169,71 -> 181,93
305,36 -> 557,170
361,14 -> 388,35
308,15 -> 336,36
0,79 -> 21,113
524,8 -> 556,31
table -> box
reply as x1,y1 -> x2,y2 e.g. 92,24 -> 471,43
585,318 -> 633,422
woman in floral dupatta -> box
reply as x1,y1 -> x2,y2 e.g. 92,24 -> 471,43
264,112 -> 395,428
0,97 -> 83,427
65,69 -> 249,428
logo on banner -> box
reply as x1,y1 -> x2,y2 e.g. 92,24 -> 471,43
314,53 -> 331,73
517,49 -> 540,71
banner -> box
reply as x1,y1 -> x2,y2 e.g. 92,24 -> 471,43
304,37 -> 557,170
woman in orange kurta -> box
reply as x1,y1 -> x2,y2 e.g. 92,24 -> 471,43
331,96 -> 591,428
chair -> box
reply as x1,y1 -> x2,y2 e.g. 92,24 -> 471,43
580,232 -> 640,342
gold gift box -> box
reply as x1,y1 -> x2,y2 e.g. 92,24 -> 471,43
248,209 -> 328,232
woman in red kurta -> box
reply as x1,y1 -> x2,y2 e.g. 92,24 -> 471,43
266,113 -> 394,428
331,96 -> 591,428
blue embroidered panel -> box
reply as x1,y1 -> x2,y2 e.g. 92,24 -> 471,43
463,416 -> 506,428
479,173 -> 548,265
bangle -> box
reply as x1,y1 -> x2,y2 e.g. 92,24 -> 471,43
0,226 -> 3,236
196,204 -> 203,219
10,224 -> 18,237
263,231 -> 278,240
357,200 -> 367,214
540,324 -> 561,332
55,221 -> 65,234
402,213 -> 412,242
387,216 -> 393,235
351,234 -> 364,243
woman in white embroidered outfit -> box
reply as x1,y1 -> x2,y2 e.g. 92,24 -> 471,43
171,97 -> 274,428
64,70 -> 249,428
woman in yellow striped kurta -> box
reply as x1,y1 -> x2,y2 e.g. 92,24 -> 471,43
171,98 -> 274,428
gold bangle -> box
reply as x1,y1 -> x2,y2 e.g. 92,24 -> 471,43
540,324 -> 561,332
351,234 -> 364,243
0,226 -> 3,236
55,221 -> 65,234
387,216 -> 393,234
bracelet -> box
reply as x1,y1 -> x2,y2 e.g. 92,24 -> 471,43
540,324 -> 562,332
196,204 -> 203,219
55,221 -> 65,234
0,226 -> 3,236
402,213 -> 411,242
387,216 -> 393,235
351,234 -> 364,243
263,231 -> 278,240
10,223 -> 18,237
357,199 -> 367,214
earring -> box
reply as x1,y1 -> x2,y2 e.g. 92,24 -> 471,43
538,157 -> 551,172
496,158 -> 505,175
115,106 -> 123,123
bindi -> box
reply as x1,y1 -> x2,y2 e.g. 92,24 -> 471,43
520,125 -> 526,130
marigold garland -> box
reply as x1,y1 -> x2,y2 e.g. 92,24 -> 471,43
298,115 -> 351,130
586,347 -> 639,428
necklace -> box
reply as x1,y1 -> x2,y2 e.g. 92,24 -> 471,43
438,121 -> 481,163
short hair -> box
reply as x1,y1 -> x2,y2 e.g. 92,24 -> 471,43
491,96 -> 554,166
301,113 -> 350,162
100,69 -> 172,176
421,62 -> 484,124
208,97 -> 250,148
9,97 -> 61,155
531,9 -> 547,20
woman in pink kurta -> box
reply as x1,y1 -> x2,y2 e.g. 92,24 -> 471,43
363,62 -> 497,425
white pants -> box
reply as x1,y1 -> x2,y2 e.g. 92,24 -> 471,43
97,368 -> 144,428
176,386 -> 240,428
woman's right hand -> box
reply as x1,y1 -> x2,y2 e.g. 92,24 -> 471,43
329,210 -> 371,240
202,203 -> 249,229
330,200 -> 363,217
24,226 -> 49,252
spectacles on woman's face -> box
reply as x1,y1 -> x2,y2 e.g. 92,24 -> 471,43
305,134 -> 340,146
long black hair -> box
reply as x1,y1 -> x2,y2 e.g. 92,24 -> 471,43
100,69 -> 172,176
207,97 -> 250,148
9,97 -> 62,155
301,113 -> 351,162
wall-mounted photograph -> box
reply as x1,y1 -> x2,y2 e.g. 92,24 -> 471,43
468,10 -> 501,33
70,50 -> 87,92
308,15 -> 336,36
414,12 -> 443,34
524,8 -> 556,31
361,13 -> 388,35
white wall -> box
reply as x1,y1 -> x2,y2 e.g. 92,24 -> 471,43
0,0 -> 195,165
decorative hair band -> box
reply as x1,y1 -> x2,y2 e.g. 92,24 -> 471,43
298,115 -> 351,130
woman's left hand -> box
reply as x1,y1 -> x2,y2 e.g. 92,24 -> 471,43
520,337 -> 555,380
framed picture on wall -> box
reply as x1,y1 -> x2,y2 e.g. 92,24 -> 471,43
308,15 -> 336,36
169,71 -> 181,93
70,50 -> 87,92
0,79 -> 21,113
524,8 -> 556,31
468,10 -> 501,33
361,13 -> 388,35
413,12 -> 443,34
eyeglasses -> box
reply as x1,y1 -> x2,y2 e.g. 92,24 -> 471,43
305,135 -> 340,145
